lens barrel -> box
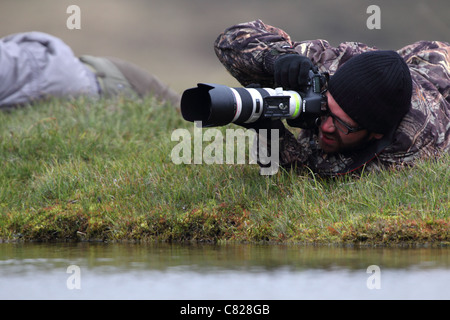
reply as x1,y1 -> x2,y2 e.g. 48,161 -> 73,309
181,83 -> 302,127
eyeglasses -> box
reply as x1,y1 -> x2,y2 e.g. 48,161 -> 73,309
319,105 -> 365,135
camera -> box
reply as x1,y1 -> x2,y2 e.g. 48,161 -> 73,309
180,68 -> 329,129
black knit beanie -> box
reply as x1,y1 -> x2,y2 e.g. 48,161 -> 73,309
327,50 -> 412,134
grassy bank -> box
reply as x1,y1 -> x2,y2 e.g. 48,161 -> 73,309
0,97 -> 448,245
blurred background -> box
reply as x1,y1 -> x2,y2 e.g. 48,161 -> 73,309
1,0 -> 449,94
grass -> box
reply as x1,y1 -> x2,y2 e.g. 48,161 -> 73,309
0,96 -> 448,245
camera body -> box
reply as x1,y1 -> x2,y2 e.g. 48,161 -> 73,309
181,68 -> 328,129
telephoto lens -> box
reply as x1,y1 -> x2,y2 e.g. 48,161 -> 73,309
180,83 -> 303,127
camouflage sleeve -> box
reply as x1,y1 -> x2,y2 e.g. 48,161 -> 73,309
214,19 -> 379,89
292,40 -> 378,75
214,19 -> 298,87
379,40 -> 450,165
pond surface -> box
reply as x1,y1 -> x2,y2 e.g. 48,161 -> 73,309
0,242 -> 449,300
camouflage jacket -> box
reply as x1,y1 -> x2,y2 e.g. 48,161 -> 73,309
214,20 -> 450,176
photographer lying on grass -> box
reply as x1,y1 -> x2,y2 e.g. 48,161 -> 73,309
214,20 -> 449,176
0,31 -> 180,109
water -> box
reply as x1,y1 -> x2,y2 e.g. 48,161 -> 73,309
0,242 -> 449,300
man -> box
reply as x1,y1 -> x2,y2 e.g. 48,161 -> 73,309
214,20 -> 450,176
0,31 -> 180,109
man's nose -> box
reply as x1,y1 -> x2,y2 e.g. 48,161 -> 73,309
320,115 -> 335,133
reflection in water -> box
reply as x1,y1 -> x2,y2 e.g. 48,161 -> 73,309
0,242 -> 449,299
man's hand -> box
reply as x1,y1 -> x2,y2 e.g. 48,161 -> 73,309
274,54 -> 314,90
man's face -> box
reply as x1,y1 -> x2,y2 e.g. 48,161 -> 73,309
318,92 -> 383,154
